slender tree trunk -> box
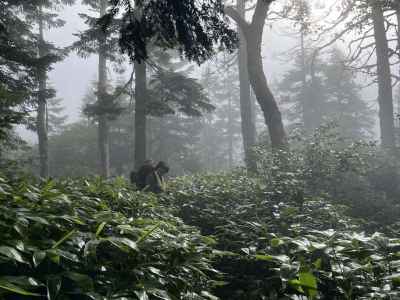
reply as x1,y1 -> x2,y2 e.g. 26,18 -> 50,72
300,30 -> 313,133
134,60 -> 147,168
129,77 -> 135,169
147,117 -> 153,160
228,91 -> 234,169
37,6 -> 49,178
227,0 -> 287,149
396,4 -> 400,53
396,6 -> 400,128
372,3 -> 396,149
237,0 -> 257,171
97,0 -> 110,177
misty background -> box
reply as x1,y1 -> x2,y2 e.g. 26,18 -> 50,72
18,1 -> 380,143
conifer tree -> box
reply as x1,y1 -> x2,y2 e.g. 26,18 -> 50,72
74,0 -> 121,177
0,1 -> 42,142
278,48 -> 374,139
23,0 -> 75,177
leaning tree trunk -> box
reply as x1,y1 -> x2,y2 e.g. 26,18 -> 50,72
134,60 -> 147,168
37,6 -> 49,178
237,0 -> 257,171
372,3 -> 396,149
227,0 -> 287,149
97,0 -> 110,177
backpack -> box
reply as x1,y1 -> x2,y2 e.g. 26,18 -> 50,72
130,164 -> 155,190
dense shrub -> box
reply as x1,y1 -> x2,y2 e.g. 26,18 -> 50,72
165,173 -> 400,299
255,124 -> 400,227
0,176 -> 216,299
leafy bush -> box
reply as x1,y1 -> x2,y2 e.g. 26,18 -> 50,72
0,176 -> 216,299
165,172 -> 400,299
255,124 -> 400,227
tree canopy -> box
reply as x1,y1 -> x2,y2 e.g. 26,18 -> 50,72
104,0 -> 238,63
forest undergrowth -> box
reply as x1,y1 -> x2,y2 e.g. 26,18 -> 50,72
1,130 -> 400,299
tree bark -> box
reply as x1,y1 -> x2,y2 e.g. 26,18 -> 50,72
396,5 -> 400,124
227,89 -> 234,169
134,60 -> 147,168
37,6 -> 49,178
237,0 -> 257,171
97,0 -> 110,177
372,3 -> 396,149
226,0 -> 287,149
300,30 -> 314,133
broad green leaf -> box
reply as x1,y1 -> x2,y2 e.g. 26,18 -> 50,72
270,238 -> 284,247
46,250 -> 60,265
52,229 -> 76,249
0,276 -> 41,288
148,267 -> 163,276
0,279 -> 41,296
0,246 -> 25,263
33,251 -> 46,267
255,254 -> 273,261
313,258 -> 322,270
105,237 -> 138,252
201,291 -> 219,300
137,223 -> 161,244
25,216 -> 50,225
288,279 -> 304,293
149,289 -> 171,300
96,222 -> 106,238
46,277 -> 61,300
299,272 -> 318,299
64,272 -> 94,292
134,290 -> 149,300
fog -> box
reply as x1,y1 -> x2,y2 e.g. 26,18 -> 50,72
3,2 -> 400,298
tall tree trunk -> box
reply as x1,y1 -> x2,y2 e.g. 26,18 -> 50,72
228,91 -> 234,169
97,0 -> 110,177
37,6 -> 49,178
237,0 -> 257,171
134,60 -> 147,168
396,5 -> 400,126
227,0 -> 287,149
300,30 -> 313,133
372,3 -> 396,149
158,117 -> 168,161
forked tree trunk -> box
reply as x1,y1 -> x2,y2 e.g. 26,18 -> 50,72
134,60 -> 147,168
372,3 -> 396,149
237,0 -> 257,171
97,0 -> 110,177
227,0 -> 287,149
37,6 -> 49,178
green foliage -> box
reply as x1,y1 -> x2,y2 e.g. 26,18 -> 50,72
106,0 -> 238,63
0,1 -> 39,140
256,123 -> 400,227
164,172 -> 400,299
0,176 -> 216,299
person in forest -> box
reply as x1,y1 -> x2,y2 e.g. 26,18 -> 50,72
130,160 -> 154,190
147,161 -> 170,193
130,160 -> 169,193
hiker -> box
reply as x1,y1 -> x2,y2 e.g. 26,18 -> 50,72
130,160 -> 154,190
130,160 -> 169,193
